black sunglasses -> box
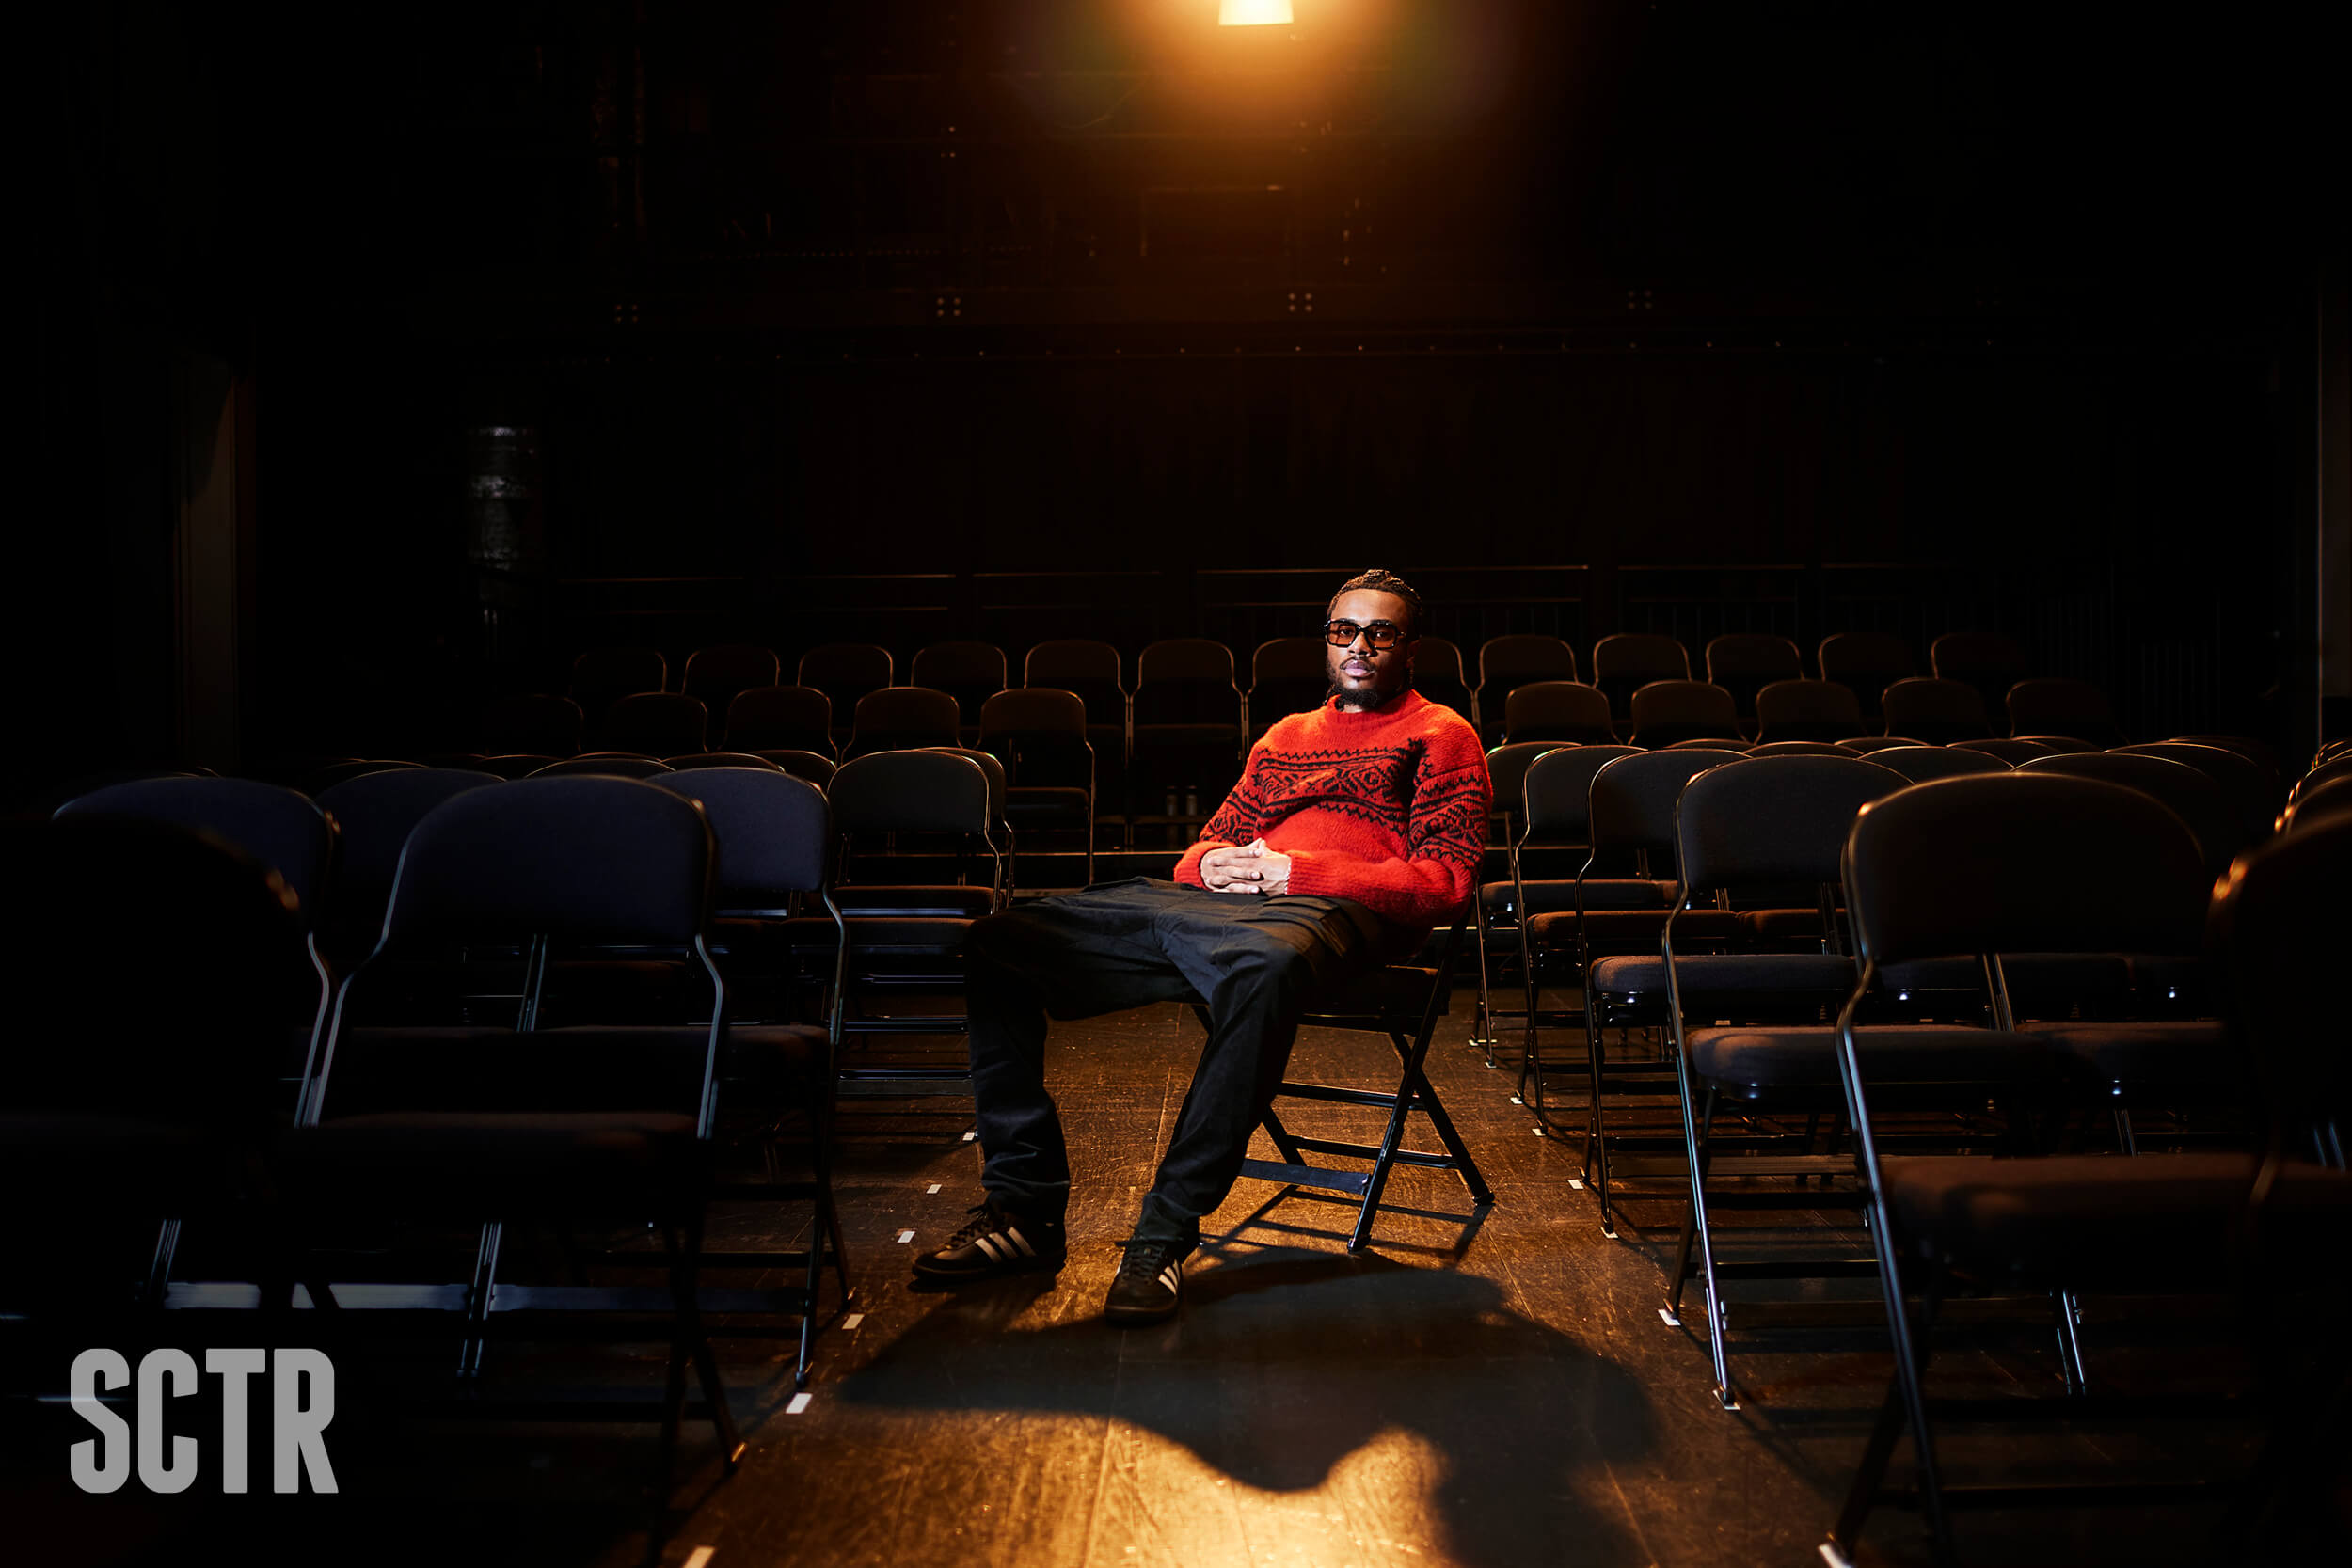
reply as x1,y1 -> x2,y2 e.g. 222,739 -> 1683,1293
1322,619 -> 1409,651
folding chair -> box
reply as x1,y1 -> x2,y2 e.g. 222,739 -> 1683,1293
2112,741 -> 2280,849
1929,630 -> 2028,724
1643,755 -> 1908,1403
1131,639 -> 1243,846
1247,636 -> 1329,740
910,641 -> 1009,736
1024,638 -> 1128,847
754,749 -> 838,788
1703,633 -> 1803,729
979,687 -> 1097,886
313,766 -> 501,968
285,778 -> 768,1518
569,647 -> 666,733
1409,634 -> 1477,728
2005,677 -> 2122,744
680,644 -> 782,724
808,750 -> 1001,1097
1518,749 -> 1747,1227
602,691 -> 709,756
797,642 -> 893,750
1817,632 -> 1915,726
1754,677 -> 1865,743
2280,774 -> 2352,833
1469,741 -> 1624,1063
1475,634 -> 1581,746
1590,633 -> 1691,722
1819,787 -> 2335,1566
1,817 -> 317,1322
844,686 -> 960,759
1502,680 -> 1615,744
1880,678 -> 1994,744
723,684 -> 834,756
1628,680 -> 1740,749
1222,904 -> 1494,1251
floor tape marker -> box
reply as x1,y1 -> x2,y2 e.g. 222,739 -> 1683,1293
682,1547 -> 716,1568
1658,1308 -> 1680,1326
786,1392 -> 813,1416
926,1183 -> 941,1194
1568,1178 -> 1585,1189
841,1313 -> 864,1331
896,1230 -> 914,1243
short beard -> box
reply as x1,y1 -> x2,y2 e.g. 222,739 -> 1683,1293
1327,679 -> 1401,713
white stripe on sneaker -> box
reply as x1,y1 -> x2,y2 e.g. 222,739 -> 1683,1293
1009,1227 -> 1035,1258
1159,1265 -> 1181,1293
973,1234 -> 1004,1263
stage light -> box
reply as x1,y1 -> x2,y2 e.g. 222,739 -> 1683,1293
1218,1 -> 1295,24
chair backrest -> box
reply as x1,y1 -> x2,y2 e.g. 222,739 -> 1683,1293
1134,639 -> 1241,728
569,647 -> 667,719
2296,752 -> 2352,798
679,644 -> 782,712
796,642 -> 895,726
926,746 -> 1009,824
381,776 -> 713,951
753,749 -> 838,788
2111,742 -> 2279,847
2012,735 -> 2101,754
530,755 -> 675,779
481,692 -> 584,757
1744,739 -> 1852,757
827,750 -> 993,837
6,817 -> 314,1119
2018,752 -> 2247,879
299,759 -> 425,796
1870,746 -> 2011,784
910,641 -> 1009,723
1589,633 -> 1691,718
1023,640 -> 1125,728
1839,736 -> 1929,754
476,754 -> 560,780
666,752 -> 783,771
1753,678 -> 1865,742
1675,755 -> 1908,893
1879,677 -> 1993,743
1486,740 -> 1572,824
1816,632 -> 1915,715
2006,677 -> 2121,743
1930,630 -> 2028,721
1409,635 -> 1476,726
2167,734 -> 2281,779
1843,775 -> 2208,966
1664,737 -> 1753,750
1502,681 -> 1614,744
1950,737 -> 2051,766
602,691 -> 708,755
1584,748 -> 1746,856
2214,817 -> 2352,1132
1248,637 -> 1332,736
1627,680 -> 1738,748
313,768 -> 501,958
724,684 -> 834,753
56,777 -> 337,923
1518,744 -> 1642,843
649,768 -> 831,914
1703,634 -> 1803,718
847,686 -> 962,756
2281,774 -> 2352,835
979,689 -> 1093,790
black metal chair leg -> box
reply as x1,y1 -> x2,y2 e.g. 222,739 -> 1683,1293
2053,1290 -> 2090,1395
458,1221 -> 502,1379
1677,1082 -> 1735,1406
1827,1382 -> 1910,1560
140,1218 -> 183,1309
1582,1001 -> 1618,1237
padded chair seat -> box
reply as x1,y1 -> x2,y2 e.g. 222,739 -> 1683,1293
1877,954 -> 2135,1016
833,884 -> 996,919
2015,1019 -> 2231,1090
1686,1024 -> 2081,1096
1739,908 -> 1842,941
1588,953 -> 1856,1006
1481,878 -> 1671,915
1883,1153 -> 2352,1288
279,1112 -> 706,1213
1525,908 -> 1744,948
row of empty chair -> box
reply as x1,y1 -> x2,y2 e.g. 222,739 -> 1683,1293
539,628 -> 2103,753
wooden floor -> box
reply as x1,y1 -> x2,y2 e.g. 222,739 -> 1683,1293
11,989 -> 2332,1567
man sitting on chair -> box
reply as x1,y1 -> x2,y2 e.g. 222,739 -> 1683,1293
914,569 -> 1490,1323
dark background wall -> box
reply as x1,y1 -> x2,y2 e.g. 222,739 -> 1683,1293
14,1 -> 2344,783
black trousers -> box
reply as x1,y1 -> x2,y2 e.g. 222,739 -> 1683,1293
964,877 -> 1391,1242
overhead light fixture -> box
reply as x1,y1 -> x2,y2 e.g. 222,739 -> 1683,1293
1219,1 -> 1295,24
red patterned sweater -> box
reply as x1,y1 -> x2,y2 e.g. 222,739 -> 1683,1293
1173,690 -> 1491,941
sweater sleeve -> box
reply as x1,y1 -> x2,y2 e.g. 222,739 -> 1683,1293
1172,741 -> 1271,888
1279,721 -> 1491,928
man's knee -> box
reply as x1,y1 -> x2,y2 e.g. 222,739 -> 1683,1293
1216,926 -> 1324,1002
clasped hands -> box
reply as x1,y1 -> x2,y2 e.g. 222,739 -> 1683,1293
1198,838 -> 1292,895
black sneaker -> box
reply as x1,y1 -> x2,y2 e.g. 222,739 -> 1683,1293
1103,1236 -> 1192,1325
911,1198 -> 1066,1282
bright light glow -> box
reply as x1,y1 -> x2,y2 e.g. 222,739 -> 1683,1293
1218,0 -> 1295,24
